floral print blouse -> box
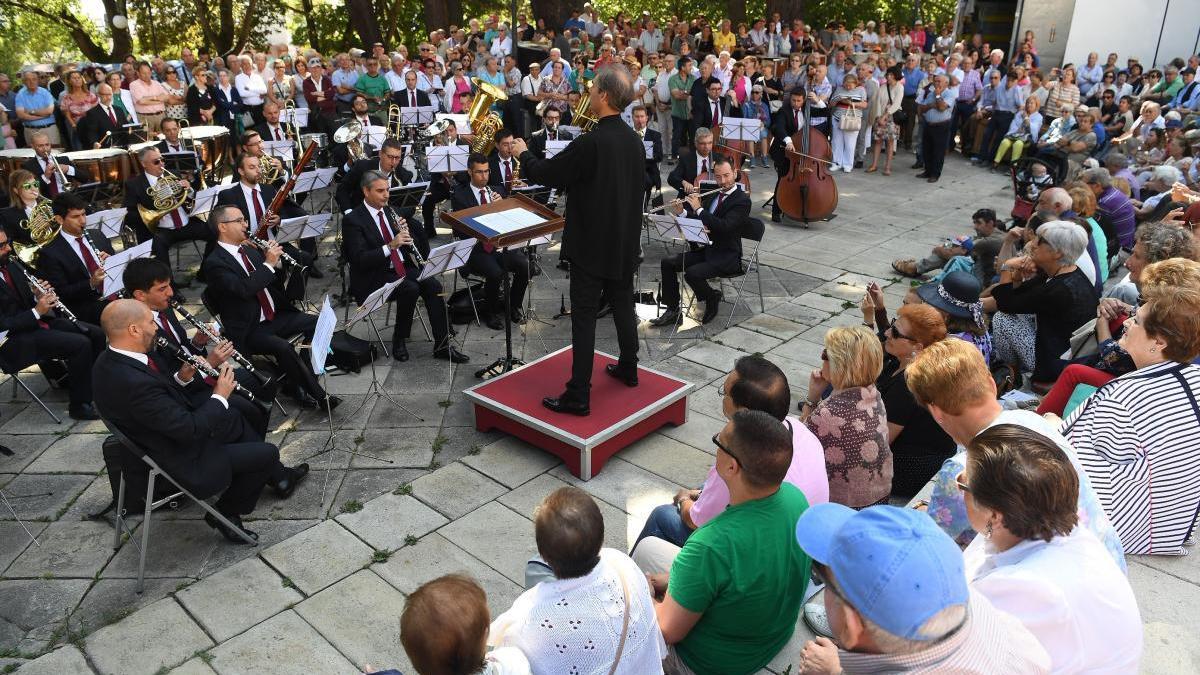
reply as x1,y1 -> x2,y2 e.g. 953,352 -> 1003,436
806,385 -> 893,508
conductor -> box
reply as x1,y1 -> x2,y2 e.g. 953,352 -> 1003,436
512,66 -> 643,416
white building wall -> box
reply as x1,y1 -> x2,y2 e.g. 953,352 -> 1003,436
1063,0 -> 1200,69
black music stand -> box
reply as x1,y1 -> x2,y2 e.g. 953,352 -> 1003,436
389,183 -> 428,211
161,151 -> 201,175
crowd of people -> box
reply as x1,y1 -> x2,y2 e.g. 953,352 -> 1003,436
3,3 -> 1200,674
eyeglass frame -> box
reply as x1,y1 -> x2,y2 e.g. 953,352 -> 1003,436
711,433 -> 741,467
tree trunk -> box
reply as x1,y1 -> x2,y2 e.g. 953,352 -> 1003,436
233,0 -> 258,51
445,0 -> 461,28
0,0 -> 132,61
301,0 -> 320,53
423,0 -> 448,41
766,0 -> 804,22
726,0 -> 745,26
345,0 -> 382,47
102,0 -> 133,58
528,0 -> 570,33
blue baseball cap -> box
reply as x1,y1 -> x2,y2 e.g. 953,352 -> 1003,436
795,504 -> 968,641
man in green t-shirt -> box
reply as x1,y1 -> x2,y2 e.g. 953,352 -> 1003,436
355,57 -> 392,115
633,410 -> 812,675
668,57 -> 698,159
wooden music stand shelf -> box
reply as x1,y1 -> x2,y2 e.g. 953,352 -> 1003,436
440,193 -> 565,249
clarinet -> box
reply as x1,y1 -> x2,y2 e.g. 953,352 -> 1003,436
167,299 -> 256,373
245,233 -> 307,271
154,336 -> 257,402
385,205 -> 426,267
10,259 -> 85,330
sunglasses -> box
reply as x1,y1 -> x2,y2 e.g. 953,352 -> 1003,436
888,318 -> 911,341
711,433 -> 741,466
20,180 -> 38,190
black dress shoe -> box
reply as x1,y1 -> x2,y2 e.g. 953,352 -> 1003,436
510,308 -> 526,325
542,396 -> 590,416
393,341 -> 410,362
911,161 -> 924,169
272,463 -> 310,499
926,176 -> 940,183
434,345 -> 470,363
484,313 -> 504,330
556,259 -> 571,272
307,267 -> 325,279
69,402 -> 100,421
915,172 -> 930,178
702,298 -> 721,324
649,309 -> 681,327
322,395 -> 343,411
0,445 -> 12,456
205,512 -> 258,544
293,391 -> 321,409
605,363 -> 639,387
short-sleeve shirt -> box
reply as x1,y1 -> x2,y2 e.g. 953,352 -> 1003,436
355,73 -> 391,101
14,87 -> 55,125
668,483 -> 812,675
668,72 -> 697,119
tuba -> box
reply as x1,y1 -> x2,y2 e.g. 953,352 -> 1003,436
333,119 -> 366,162
139,169 -> 194,231
468,77 -> 509,155
14,197 -> 56,265
572,77 -> 598,133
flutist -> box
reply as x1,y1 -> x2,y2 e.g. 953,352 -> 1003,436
341,171 -> 468,364
0,227 -> 104,420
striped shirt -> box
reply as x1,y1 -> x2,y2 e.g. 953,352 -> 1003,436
836,590 -> 1050,674
1064,361 -> 1200,555
1096,186 -> 1137,249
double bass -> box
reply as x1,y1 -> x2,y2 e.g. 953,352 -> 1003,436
775,91 -> 838,223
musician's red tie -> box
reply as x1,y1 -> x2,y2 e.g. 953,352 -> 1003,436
76,238 -> 99,274
378,211 -> 406,277
239,250 -> 276,321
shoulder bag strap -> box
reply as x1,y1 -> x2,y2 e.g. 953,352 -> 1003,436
607,562 -> 633,675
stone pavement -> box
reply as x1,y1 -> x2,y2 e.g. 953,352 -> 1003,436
2,152 -> 1198,674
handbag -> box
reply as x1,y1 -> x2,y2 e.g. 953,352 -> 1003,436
839,107 -> 862,131
887,86 -> 906,124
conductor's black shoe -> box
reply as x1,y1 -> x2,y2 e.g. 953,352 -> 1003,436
650,309 -> 681,327
605,363 -> 639,387
542,396 -> 590,416
434,345 -> 470,363
307,267 -> 325,279
271,463 -> 310,499
484,313 -> 504,330
393,340 -> 410,362
69,403 -> 100,420
556,259 -> 571,272
322,395 -> 343,411
205,512 -> 258,544
293,391 -> 321,409
510,308 -> 526,325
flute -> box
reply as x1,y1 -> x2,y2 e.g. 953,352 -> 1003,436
645,186 -> 727,214
11,259 -> 85,330
153,336 -> 257,402
167,299 -> 256,373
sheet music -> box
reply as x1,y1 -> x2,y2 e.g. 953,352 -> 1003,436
559,125 -> 582,136
676,217 -> 710,245
474,208 -> 546,235
190,186 -> 223,218
418,238 -> 475,281
399,106 -> 436,125
274,216 -> 309,243
427,146 -> 469,172
261,140 -> 295,159
86,207 -> 127,240
545,139 -> 570,158
646,214 -> 678,238
282,107 -> 309,128
292,167 -> 337,194
363,127 -> 387,148
347,278 -> 405,326
643,140 -> 655,159
102,239 -> 153,297
720,118 -> 763,141
311,295 -> 335,374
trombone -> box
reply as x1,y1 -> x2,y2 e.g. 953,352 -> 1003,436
386,103 -> 404,141
645,186 -> 727,214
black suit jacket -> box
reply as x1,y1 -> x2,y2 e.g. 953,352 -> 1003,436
0,258 -> 43,339
771,105 -> 805,161
0,206 -> 34,246
36,232 -> 114,312
487,153 -> 523,189
336,158 -> 415,212
391,88 -> 432,108
528,127 -> 575,159
686,187 -> 751,263
450,182 -> 506,213
691,95 -> 740,133
22,156 -> 77,198
215,182 -> 306,238
92,349 -> 245,497
667,151 -> 727,194
80,103 -> 131,148
254,122 -> 292,144
639,128 -> 664,189
340,202 -> 432,302
200,245 -> 295,347
122,172 -> 204,240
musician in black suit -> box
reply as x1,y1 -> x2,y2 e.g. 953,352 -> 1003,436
36,193 -> 115,326
769,88 -> 807,222
527,107 -> 575,159
336,137 -> 414,213
450,155 -> 530,330
254,101 -> 293,146
690,78 -> 739,136
650,156 -> 750,327
667,128 -> 723,198
487,129 -> 522,190
512,67 -> 645,416
93,299 -> 282,542
21,131 -> 76,199
200,204 -> 341,410
341,171 -> 469,363
79,84 -> 131,148
123,146 -> 216,286
154,118 -> 203,188
330,95 -> 383,169
215,154 -> 318,285
630,104 -> 663,203
392,70 -> 433,108
0,227 -> 102,420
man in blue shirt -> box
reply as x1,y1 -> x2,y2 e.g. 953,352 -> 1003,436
918,75 -> 954,183
563,10 -> 585,37
1165,68 -> 1199,113
899,54 -> 923,148
975,71 -> 1025,165
330,55 -> 359,115
14,71 -> 59,147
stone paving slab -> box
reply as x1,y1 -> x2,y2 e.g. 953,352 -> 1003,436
374,533 -> 525,617
617,433 -> 714,489
177,557 -> 302,642
261,520 -> 373,595
0,521 -> 48,572
83,598 -> 213,675
1126,562 -> 1200,671
439,501 -> 538,586
0,435 -> 61,474
23,434 -> 105,474
0,579 -> 91,655
335,492 -> 448,551
13,645 -> 93,675
497,472 -> 636,552
348,427 -> 438,469
169,657 -> 219,675
7,520 -> 115,579
408,462 -> 507,519
68,577 -> 190,637
460,436 -> 561,489
207,610 -> 359,675
549,457 -> 686,527
294,570 -> 409,673
0,473 -> 95,521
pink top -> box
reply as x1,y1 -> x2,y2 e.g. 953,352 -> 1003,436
129,78 -> 169,114
690,415 -> 829,527
60,92 -> 98,123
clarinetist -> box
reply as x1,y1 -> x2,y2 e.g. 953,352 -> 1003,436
36,193 -> 115,325
341,171 -> 468,364
0,227 -> 104,420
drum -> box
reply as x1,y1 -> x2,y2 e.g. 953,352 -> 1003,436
180,125 -> 230,176
299,132 -> 328,149
0,148 -> 36,188
126,140 -> 159,176
64,148 -> 133,185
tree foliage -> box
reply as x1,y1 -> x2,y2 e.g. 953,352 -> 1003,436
126,0 -> 287,56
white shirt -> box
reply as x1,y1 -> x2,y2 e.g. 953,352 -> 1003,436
964,527 -> 1142,674
235,71 -> 267,105
240,182 -> 268,233
217,240 -> 274,321
384,70 -> 407,92
470,183 -> 494,205
146,172 -> 187,230
108,346 -> 228,408
490,35 -> 513,60
695,152 -> 714,177
118,89 -> 139,123
37,154 -> 75,192
521,74 -> 544,98
61,231 -> 100,272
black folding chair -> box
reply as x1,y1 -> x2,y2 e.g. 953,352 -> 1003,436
719,217 -> 767,329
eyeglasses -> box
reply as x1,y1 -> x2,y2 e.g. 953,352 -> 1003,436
954,471 -> 971,493
19,180 -> 37,190
711,433 -> 741,466
887,319 -> 912,341
149,158 -> 163,165
220,216 -> 247,225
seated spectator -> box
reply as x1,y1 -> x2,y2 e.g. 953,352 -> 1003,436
801,326 -> 892,508
914,271 -> 993,363
876,304 -> 956,498
1066,183 -> 1111,284
891,208 -> 1004,284
960,424 -> 1143,672
1063,258 -> 1200,555
905,338 -> 1126,568
984,220 -> 1098,389
633,410 -> 812,675
396,574 -> 532,675
634,355 -> 828,549
1133,165 -> 1184,223
492,487 -> 666,674
793,504 -> 1051,674
1037,104 -> 1097,180
1081,166 -> 1136,254
992,95 -> 1043,166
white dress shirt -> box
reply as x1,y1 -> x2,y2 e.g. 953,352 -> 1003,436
145,173 -> 187,230
61,231 -> 100,272
365,202 -> 402,257
217,240 -> 274,321
235,71 -> 267,105
240,181 -> 268,234
37,153 -> 75,192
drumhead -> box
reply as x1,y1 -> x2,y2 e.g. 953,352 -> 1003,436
64,148 -> 128,160
0,148 -> 36,158
181,125 -> 230,139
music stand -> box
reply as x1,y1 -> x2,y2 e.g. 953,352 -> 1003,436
419,238 -> 475,391
261,140 -> 295,161
282,107 -> 309,129
276,214 -> 331,244
427,146 -> 469,173
441,194 -> 565,378
72,181 -> 106,205
544,140 -> 570,158
389,183 -> 428,211
161,151 -> 200,174
647,212 -> 710,346
87,207 -> 127,241
189,186 -> 223,219
399,106 -> 436,126
720,118 -> 763,142
343,279 -> 423,421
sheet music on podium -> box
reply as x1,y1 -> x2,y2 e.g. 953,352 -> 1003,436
473,207 -> 546,235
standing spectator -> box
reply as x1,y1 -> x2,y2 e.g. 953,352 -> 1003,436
829,73 -> 867,173
801,325 -> 892,509
917,74 -> 954,183
15,70 -> 61,146
129,62 -> 170,133
1042,66 -> 1080,128
853,62 -> 879,169
58,70 -> 97,150
186,68 -> 216,125
741,85 -> 771,167
301,59 -> 336,134
974,69 -> 1024,165
899,54 -> 923,148
539,61 -> 572,124
331,54 -> 359,114
490,24 -> 513,60
866,67 -> 904,175
161,65 -> 188,122
234,55 -> 268,126
212,68 -> 243,136
266,60 -> 294,109
668,57 -> 696,158
354,58 -> 391,115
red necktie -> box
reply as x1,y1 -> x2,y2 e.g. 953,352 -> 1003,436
378,211 -> 406,277
252,188 -> 264,227
239,250 -> 276,321
147,358 -> 161,374
158,313 -> 174,340
107,106 -> 117,125
713,101 -> 720,126
76,237 -> 99,274
503,161 -> 511,186
45,160 -> 59,196
715,192 -> 725,210
275,128 -> 282,141
479,188 -> 488,204
410,91 -> 416,107
700,158 -> 708,176
1,267 -> 15,293
479,190 -> 496,252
